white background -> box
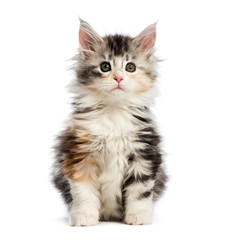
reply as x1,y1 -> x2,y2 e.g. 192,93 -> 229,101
0,0 -> 229,239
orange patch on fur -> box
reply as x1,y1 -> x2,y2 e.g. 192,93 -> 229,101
131,74 -> 149,88
129,73 -> 152,95
135,89 -> 148,95
70,156 -> 97,182
58,127 -> 98,183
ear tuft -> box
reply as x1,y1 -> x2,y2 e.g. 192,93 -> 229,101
134,22 -> 157,52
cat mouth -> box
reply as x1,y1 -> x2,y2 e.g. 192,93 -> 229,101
112,85 -> 124,91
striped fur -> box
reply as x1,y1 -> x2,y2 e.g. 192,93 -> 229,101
52,20 -> 167,226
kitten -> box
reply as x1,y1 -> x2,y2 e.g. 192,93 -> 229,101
52,20 -> 167,226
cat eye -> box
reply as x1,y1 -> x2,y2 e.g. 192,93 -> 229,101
125,62 -> 136,72
100,62 -> 111,72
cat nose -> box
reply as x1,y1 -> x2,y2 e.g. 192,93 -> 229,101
114,76 -> 123,83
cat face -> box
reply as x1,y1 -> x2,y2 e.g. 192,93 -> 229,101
76,21 -> 157,101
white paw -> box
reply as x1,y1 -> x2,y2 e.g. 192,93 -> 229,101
70,212 -> 99,227
125,210 -> 152,225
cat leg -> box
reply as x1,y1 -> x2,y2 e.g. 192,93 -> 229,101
69,180 -> 100,226
66,155 -> 100,227
123,126 -> 163,225
58,128 -> 101,226
123,178 -> 154,225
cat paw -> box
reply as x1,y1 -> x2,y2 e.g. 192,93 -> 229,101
125,210 -> 152,225
70,212 -> 99,227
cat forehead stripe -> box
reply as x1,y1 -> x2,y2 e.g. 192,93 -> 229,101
105,34 -> 132,56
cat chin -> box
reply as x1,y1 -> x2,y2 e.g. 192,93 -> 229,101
110,88 -> 126,95
100,87 -> 128,98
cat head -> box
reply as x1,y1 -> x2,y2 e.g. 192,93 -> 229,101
75,20 -> 158,105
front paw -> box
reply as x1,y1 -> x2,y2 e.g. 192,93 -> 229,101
70,212 -> 99,227
125,210 -> 152,225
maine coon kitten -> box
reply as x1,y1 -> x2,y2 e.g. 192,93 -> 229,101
52,20 -> 167,226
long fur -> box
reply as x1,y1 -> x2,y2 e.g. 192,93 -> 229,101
52,20 -> 167,226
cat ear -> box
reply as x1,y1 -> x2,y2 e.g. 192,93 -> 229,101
133,22 -> 157,52
79,20 -> 102,52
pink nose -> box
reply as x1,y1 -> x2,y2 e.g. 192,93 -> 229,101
114,76 -> 123,83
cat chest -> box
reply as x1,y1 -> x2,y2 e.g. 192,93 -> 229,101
86,112 -> 137,171
88,112 -> 138,158
90,111 -> 136,137
74,110 -> 139,172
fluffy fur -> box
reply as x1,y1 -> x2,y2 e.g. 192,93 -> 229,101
52,20 -> 167,226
